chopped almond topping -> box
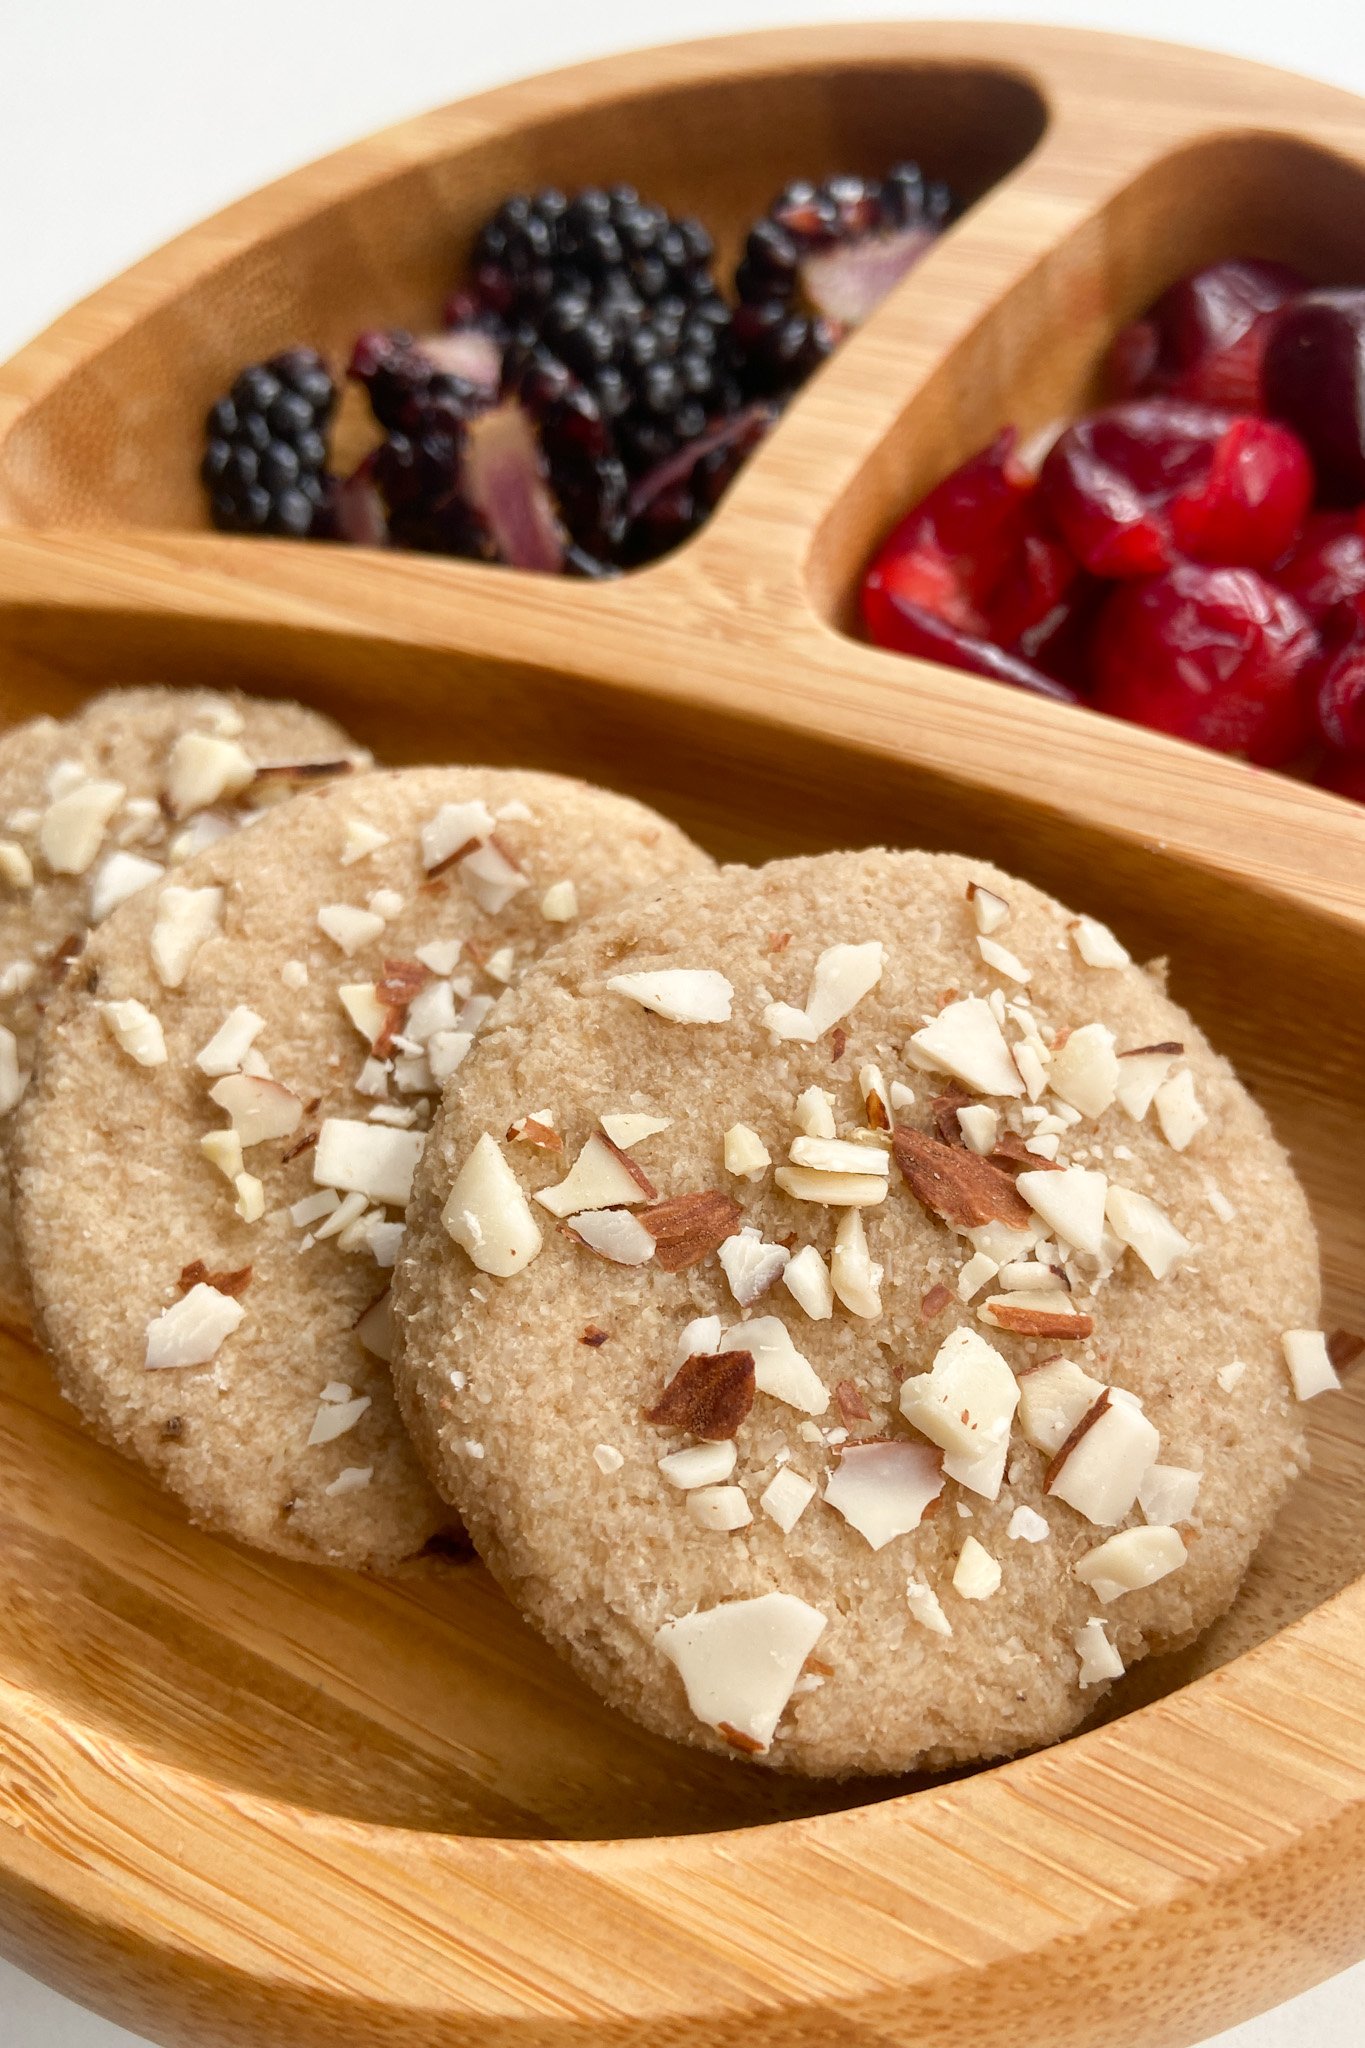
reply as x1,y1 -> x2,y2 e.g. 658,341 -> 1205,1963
640,1190 -> 743,1272
825,1438 -> 945,1549
989,1131 -> 1061,1174
920,1282 -> 952,1320
931,1081 -> 975,1144
967,880 -> 1010,934
834,1378 -> 870,1423
507,1115 -> 563,1152
893,1126 -> 1032,1230
983,1300 -> 1095,1339
177,1260 -> 252,1297
767,930 -> 792,952
580,1324 -> 610,1347
535,1132 -> 657,1217
644,1349 -> 756,1438
830,1026 -> 848,1062
718,1722 -> 765,1754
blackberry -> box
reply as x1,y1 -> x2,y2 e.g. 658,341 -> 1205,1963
473,184 -> 717,325
349,325 -> 501,433
510,351 -> 629,560
624,403 -> 778,564
525,283 -> 740,477
201,348 -> 336,537
733,162 -> 954,397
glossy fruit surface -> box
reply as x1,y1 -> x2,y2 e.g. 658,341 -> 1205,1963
1109,259 -> 1304,408
1040,401 -> 1311,577
1274,511 -> 1365,621
862,430 -> 1034,634
1091,562 -> 1317,764
1263,289 -> 1365,500
1310,600 -> 1365,752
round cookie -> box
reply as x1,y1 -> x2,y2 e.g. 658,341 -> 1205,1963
0,685 -> 366,1324
393,848 -> 1322,1775
14,765 -> 711,1571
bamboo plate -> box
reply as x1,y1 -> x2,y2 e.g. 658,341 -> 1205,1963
0,21 -> 1364,2048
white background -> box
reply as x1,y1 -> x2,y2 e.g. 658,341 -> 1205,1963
1,1 -> 1363,2042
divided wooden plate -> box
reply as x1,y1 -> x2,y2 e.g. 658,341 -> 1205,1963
0,22 -> 1364,2048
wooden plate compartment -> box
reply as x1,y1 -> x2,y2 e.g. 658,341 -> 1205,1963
0,24 -> 1364,2048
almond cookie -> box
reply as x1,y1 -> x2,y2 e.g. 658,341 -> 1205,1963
392,848 -> 1327,1774
0,685 -> 367,1324
14,766 -> 710,1571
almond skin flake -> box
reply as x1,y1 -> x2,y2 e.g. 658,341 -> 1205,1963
893,1126 -> 1033,1230
989,1132 -> 1063,1174
930,1082 -> 975,1143
580,1325 -> 610,1347
834,1378 -> 871,1423
177,1259 -> 252,1297
987,1301 -> 1095,1339
507,1116 -> 563,1152
920,1282 -> 952,1320
644,1349 -> 756,1439
639,1189 -> 743,1271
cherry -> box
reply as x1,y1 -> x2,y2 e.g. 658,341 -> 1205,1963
861,591 -> 1080,704
1309,600 -> 1365,753
1274,511 -> 1365,622
1109,259 -> 1305,408
1091,562 -> 1317,765
1040,401 -> 1312,578
984,505 -> 1079,648
1316,752 -> 1365,802
862,430 -> 1033,637
1263,290 -> 1365,501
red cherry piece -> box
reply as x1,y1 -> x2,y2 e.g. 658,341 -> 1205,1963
862,430 -> 1033,636
1310,605 -> 1365,753
1109,259 -> 1305,408
985,508 -> 1080,648
1263,289 -> 1365,501
1041,400 -> 1311,579
1274,511 -> 1365,622
1091,562 -> 1317,765
1167,416 -> 1312,569
862,591 -> 1080,704
1315,752 -> 1365,802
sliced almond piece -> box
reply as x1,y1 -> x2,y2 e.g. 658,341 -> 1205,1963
565,1209 -> 656,1265
793,1086 -> 836,1139
1045,1390 -> 1159,1525
641,1191 -> 742,1273
316,1116 -> 424,1207
195,1006 -> 265,1077
339,982 -> 388,1047
1154,1068 -> 1207,1152
956,1249 -> 998,1302
0,841 -> 33,890
724,1123 -> 771,1180
1069,916 -> 1131,969
1016,1164 -> 1108,1258
1075,1617 -> 1124,1686
687,1484 -> 753,1532
164,732 -> 254,817
762,940 -> 885,1043
774,1164 -> 887,1207
977,935 -> 1031,984
540,878 -> 579,921
899,1325 -> 1019,1499
645,1349 -> 756,1439
759,1465 -> 816,1533
659,1441 -> 737,1490
1008,1505 -> 1050,1542
957,1104 -> 999,1155
208,1072 -> 301,1147
1104,1184 -> 1190,1280
783,1243 -> 834,1321
40,778 -> 125,875
722,1315 -> 827,1415
200,1128 -> 243,1182
145,1282 -> 244,1369
535,1132 -> 657,1217
355,1289 -> 394,1362
824,1439 -> 944,1550
420,798 -> 494,871
89,848 -> 164,922
717,1223 -> 790,1302
1017,1357 -> 1105,1455
906,1578 -> 953,1636
100,998 -> 166,1068
789,1135 -> 891,1176
952,1536 -> 1001,1599
1049,1022 -> 1119,1119
600,1112 -> 671,1148
967,881 -> 1010,934
654,1591 -> 827,1753
1138,1463 -> 1202,1526
910,995 -> 1023,1098
307,1392 -> 372,1446
1074,1525 -> 1187,1602
606,967 -> 733,1023
459,837 -> 528,914
150,884 -> 222,987
1115,1042 -> 1183,1121
1282,1328 -> 1341,1401
441,1132 -> 542,1276
980,1291 -> 1093,1339
829,1206 -> 882,1318
340,818 -> 390,866
318,903 -> 386,956
893,1126 -> 1032,1230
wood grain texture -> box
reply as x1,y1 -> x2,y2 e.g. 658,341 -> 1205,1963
0,22 -> 1363,2048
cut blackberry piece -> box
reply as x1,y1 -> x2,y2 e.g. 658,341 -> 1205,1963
473,183 -> 718,325
623,403 -> 778,564
733,162 -> 953,396
522,284 -> 741,479
201,347 -> 337,537
348,325 -> 502,433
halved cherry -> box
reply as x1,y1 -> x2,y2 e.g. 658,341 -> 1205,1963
1274,510 -> 1365,622
1309,598 -> 1365,753
861,591 -> 1079,704
1108,259 -> 1305,409
1091,562 -> 1317,765
1263,289 -> 1365,501
861,430 -> 1034,637
1040,400 -> 1311,578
